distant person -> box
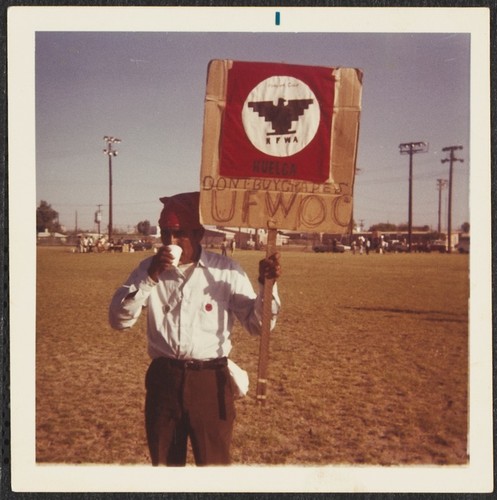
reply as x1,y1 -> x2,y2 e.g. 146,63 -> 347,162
229,239 -> 236,256
358,236 -> 364,255
379,235 -> 385,254
77,235 -> 84,254
109,192 -> 281,466
220,238 -> 227,256
97,236 -> 107,253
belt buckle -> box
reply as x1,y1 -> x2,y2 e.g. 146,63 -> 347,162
184,359 -> 197,369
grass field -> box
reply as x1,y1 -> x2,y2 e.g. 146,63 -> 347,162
36,246 -> 469,465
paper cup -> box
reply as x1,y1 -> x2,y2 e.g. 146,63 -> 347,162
166,244 -> 182,267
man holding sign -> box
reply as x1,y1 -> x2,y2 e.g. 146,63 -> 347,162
109,192 -> 281,466
109,57 -> 360,466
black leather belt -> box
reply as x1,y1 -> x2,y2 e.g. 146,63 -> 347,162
163,356 -> 228,370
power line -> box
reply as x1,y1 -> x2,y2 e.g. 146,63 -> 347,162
355,169 -> 467,186
46,200 -> 161,208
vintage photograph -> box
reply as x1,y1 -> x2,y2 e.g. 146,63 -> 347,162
8,6 -> 492,494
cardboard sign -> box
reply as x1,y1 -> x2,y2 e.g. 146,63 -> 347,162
200,59 -> 362,233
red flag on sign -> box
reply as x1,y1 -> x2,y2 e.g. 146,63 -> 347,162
219,61 -> 335,183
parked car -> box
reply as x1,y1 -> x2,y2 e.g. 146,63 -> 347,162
123,239 -> 153,251
430,240 -> 448,253
411,242 -> 432,253
387,240 -> 408,253
313,243 -> 350,253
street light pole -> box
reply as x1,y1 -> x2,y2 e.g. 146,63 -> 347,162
95,204 -> 102,237
441,146 -> 464,253
399,141 -> 428,252
103,136 -> 121,241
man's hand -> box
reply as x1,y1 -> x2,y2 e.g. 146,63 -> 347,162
148,246 -> 175,282
258,252 -> 282,285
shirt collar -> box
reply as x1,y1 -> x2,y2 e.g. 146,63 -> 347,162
197,247 -> 209,268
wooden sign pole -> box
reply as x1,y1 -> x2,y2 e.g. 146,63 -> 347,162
256,225 -> 278,405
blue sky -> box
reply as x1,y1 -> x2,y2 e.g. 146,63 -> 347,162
36,31 -> 470,233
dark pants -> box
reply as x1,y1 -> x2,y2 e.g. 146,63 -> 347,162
145,357 -> 235,466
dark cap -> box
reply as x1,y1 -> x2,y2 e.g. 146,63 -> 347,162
158,192 -> 202,230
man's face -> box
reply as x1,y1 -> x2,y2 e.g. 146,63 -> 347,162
160,227 -> 204,264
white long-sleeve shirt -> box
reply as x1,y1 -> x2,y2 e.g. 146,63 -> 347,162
109,248 -> 280,360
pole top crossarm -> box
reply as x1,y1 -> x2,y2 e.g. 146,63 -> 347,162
103,136 -> 121,156
441,145 -> 464,164
103,135 -> 121,144
442,145 -> 463,152
399,141 -> 429,154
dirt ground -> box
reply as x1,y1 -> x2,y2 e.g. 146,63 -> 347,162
35,248 -> 469,465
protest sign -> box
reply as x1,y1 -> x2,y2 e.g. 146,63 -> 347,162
199,59 -> 363,403
199,59 -> 363,233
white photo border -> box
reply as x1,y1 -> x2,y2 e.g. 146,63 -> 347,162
7,5 -> 493,493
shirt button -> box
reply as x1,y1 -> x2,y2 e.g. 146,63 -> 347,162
205,303 -> 213,312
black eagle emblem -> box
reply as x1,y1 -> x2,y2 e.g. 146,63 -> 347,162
248,98 -> 314,135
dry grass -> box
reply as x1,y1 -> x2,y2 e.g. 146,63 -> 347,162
36,247 -> 469,465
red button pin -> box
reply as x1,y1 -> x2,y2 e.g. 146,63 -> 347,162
205,303 -> 213,312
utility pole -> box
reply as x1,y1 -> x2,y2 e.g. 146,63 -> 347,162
436,179 -> 448,236
399,141 -> 429,252
441,146 -> 464,253
103,136 -> 121,241
348,167 -> 362,242
95,204 -> 102,237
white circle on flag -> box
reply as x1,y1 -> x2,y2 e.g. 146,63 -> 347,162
242,75 -> 320,157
